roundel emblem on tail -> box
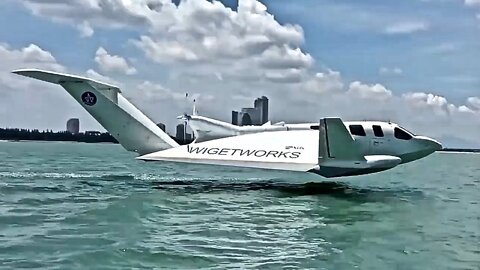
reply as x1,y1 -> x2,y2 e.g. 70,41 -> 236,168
81,91 -> 97,106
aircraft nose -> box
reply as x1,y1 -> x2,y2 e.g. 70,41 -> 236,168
417,136 -> 443,151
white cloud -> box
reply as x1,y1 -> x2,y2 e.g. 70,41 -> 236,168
19,0 -> 151,36
0,43 -> 102,131
467,96 -> 480,111
137,81 -> 185,101
379,67 -> 403,76
301,70 -> 344,94
85,69 -> 121,86
258,46 -> 314,70
133,37 -> 199,63
0,43 -> 64,89
465,0 -> 480,6
384,21 -> 429,34
77,21 -> 94,37
10,0 -> 480,147
402,92 -> 452,115
264,68 -> 304,84
94,47 -> 137,75
347,81 -> 393,101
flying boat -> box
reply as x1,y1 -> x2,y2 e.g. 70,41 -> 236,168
13,69 -> 442,178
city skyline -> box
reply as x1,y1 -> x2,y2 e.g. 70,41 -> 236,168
232,96 -> 269,126
0,0 -> 479,148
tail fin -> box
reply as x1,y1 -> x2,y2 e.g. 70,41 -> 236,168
12,69 -> 179,155
318,118 -> 362,161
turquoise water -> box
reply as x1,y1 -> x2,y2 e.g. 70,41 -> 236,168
0,141 -> 478,269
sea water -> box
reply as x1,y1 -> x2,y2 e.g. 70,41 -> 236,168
0,141 -> 478,269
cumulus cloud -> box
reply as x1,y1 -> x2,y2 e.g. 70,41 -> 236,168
402,92 -> 452,115
11,0 -> 480,147
301,70 -> 344,94
384,21 -> 429,34
0,43 -> 64,90
347,81 -> 393,101
85,69 -> 121,86
19,0 -> 151,36
0,43 -> 102,131
258,46 -> 314,70
467,96 -> 480,111
94,47 -> 137,75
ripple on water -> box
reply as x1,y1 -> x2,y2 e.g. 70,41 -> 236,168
0,142 -> 479,269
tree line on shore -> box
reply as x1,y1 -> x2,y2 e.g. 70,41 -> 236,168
0,128 -> 118,143
0,128 -> 193,145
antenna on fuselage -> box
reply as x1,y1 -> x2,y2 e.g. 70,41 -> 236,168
193,98 -> 198,116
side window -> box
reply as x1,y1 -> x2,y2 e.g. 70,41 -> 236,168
372,125 -> 384,137
394,127 -> 412,140
349,125 -> 366,136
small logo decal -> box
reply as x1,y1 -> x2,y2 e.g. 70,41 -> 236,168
81,91 -> 97,106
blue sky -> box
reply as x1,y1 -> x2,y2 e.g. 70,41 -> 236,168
0,0 -> 479,147
267,0 -> 479,102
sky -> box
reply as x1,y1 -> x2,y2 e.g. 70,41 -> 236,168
0,0 -> 479,147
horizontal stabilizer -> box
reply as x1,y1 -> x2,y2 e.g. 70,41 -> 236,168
13,69 -> 120,92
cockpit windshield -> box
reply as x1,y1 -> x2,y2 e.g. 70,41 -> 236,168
398,126 -> 415,136
394,127 -> 413,140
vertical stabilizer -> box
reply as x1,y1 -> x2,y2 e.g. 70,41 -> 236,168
13,69 -> 179,155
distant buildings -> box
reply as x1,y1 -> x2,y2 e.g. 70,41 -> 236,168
232,96 -> 269,126
157,123 -> 166,132
176,123 -> 192,144
176,123 -> 185,142
66,118 -> 79,134
255,96 -> 269,125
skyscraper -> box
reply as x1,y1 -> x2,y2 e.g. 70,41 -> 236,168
241,107 -> 260,125
157,123 -> 166,132
66,118 -> 80,134
176,123 -> 185,143
231,96 -> 269,126
232,111 -> 239,125
241,113 -> 252,126
254,96 -> 269,124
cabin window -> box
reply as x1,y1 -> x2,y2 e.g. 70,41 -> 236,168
310,125 -> 319,130
394,127 -> 412,140
372,125 -> 384,137
349,125 -> 366,136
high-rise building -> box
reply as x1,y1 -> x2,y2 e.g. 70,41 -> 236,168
176,123 -> 185,142
241,107 -> 260,125
66,118 -> 80,134
231,96 -> 269,126
157,123 -> 166,132
232,111 -> 239,125
254,96 -> 269,124
241,113 -> 252,126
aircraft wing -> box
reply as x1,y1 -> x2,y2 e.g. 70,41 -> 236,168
138,129 -> 320,173
138,118 -> 402,178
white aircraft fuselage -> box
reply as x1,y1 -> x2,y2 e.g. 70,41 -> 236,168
13,69 -> 442,179
185,114 -> 441,164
